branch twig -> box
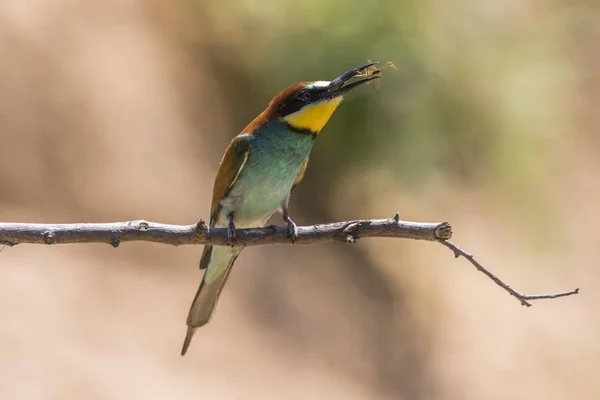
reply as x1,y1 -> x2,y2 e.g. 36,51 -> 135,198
0,213 -> 579,306
439,240 -> 579,306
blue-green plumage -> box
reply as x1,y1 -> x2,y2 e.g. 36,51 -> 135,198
218,121 -> 315,227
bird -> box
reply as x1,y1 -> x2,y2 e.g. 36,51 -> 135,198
181,63 -> 382,356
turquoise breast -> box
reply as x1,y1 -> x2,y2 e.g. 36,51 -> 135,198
218,120 -> 316,228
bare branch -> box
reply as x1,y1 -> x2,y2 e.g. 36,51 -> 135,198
438,240 -> 579,306
0,214 -> 579,305
0,217 -> 452,247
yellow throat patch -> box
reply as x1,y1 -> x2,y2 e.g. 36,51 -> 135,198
283,97 -> 342,133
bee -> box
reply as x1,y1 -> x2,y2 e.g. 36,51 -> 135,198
355,59 -> 398,89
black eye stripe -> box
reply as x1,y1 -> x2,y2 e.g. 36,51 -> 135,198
279,88 -> 324,116
279,98 -> 304,116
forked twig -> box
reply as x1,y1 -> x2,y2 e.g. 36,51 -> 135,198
438,240 -> 579,306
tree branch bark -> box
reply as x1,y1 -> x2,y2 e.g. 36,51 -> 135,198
0,213 -> 579,306
0,213 -> 449,247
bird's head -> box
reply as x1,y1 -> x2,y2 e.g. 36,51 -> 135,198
245,63 -> 381,135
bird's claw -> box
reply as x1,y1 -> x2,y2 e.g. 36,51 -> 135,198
227,230 -> 237,247
227,214 -> 237,247
286,218 -> 298,243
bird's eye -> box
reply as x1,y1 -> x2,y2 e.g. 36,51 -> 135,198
300,92 -> 312,101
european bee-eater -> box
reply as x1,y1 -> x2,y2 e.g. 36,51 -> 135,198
181,63 -> 381,355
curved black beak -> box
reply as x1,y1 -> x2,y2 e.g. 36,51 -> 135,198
326,62 -> 381,98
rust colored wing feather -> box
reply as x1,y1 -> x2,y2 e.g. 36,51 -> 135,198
209,134 -> 251,226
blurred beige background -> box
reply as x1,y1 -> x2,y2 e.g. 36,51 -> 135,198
0,0 -> 598,399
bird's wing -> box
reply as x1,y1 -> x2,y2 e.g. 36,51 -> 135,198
210,134 -> 251,226
291,157 -> 309,192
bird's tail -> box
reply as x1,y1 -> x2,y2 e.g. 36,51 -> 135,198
181,245 -> 241,356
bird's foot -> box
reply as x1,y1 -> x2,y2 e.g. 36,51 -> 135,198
227,213 -> 237,247
284,216 -> 298,243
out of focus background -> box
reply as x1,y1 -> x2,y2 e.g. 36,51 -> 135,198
0,0 -> 598,399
